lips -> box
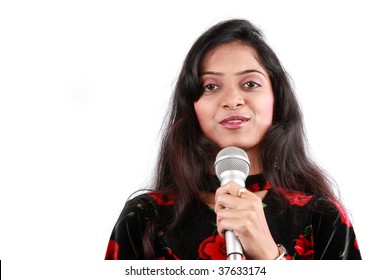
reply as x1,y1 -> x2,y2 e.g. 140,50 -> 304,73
220,115 -> 250,129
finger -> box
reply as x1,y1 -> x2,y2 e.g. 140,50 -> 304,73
215,181 -> 244,197
215,188 -> 255,211
217,217 -> 249,238
215,195 -> 242,213
216,208 -> 247,223
214,193 -> 240,212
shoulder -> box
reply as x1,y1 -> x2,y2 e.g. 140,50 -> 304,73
117,191 -> 175,221
111,191 -> 175,241
106,191 -> 177,260
121,191 -> 174,211
275,188 -> 314,207
311,195 -> 353,227
274,188 -> 352,225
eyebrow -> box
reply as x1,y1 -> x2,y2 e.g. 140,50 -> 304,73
200,69 -> 266,77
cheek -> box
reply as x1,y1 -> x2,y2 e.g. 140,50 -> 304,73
251,95 -> 274,125
262,95 -> 274,123
194,101 -> 208,128
266,104 -> 274,123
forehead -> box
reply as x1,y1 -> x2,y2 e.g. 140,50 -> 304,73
201,41 -> 261,71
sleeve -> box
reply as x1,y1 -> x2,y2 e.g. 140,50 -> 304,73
312,197 -> 362,260
104,194 -> 156,260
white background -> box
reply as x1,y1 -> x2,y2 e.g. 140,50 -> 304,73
1,0 -> 388,279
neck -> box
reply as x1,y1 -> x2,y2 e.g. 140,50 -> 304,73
246,150 -> 262,175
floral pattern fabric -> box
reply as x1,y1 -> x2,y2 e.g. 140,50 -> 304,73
105,174 -> 361,260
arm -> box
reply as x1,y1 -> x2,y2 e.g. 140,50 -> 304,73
105,195 -> 154,260
312,197 -> 361,260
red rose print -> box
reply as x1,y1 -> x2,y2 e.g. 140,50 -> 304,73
198,234 -> 227,260
157,248 -> 180,260
248,181 -> 272,192
105,240 -> 119,260
329,198 -> 352,227
248,183 -> 260,192
294,234 -> 314,259
147,192 -> 175,206
263,182 -> 272,190
354,239 -> 359,251
278,189 -> 313,206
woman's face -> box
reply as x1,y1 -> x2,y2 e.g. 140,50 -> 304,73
194,41 -> 274,162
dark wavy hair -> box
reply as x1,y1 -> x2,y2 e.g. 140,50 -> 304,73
144,19 -> 337,258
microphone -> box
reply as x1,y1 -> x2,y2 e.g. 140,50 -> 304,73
214,147 -> 250,260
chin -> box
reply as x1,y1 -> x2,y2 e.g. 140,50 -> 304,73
217,142 -> 257,151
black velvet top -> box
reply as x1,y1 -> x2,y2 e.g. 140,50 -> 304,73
105,174 -> 361,260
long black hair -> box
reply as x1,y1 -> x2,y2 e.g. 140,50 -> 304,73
145,18 -> 337,258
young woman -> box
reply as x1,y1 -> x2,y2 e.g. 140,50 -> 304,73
105,19 -> 361,260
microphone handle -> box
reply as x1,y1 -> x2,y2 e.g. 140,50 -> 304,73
220,175 -> 245,260
226,231 -> 243,260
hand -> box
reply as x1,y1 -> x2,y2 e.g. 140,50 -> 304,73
214,182 -> 279,260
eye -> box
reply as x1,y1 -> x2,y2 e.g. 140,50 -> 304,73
243,81 -> 261,88
202,83 -> 220,92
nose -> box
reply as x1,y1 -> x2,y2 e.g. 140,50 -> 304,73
221,87 -> 244,110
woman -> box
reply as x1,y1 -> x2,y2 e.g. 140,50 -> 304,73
105,19 -> 361,260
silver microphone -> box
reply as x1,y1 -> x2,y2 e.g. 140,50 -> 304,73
214,147 -> 250,260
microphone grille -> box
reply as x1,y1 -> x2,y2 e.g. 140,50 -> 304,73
214,147 -> 250,178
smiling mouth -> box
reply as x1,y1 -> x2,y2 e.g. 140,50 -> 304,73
220,115 -> 250,129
